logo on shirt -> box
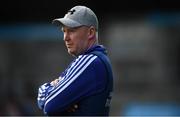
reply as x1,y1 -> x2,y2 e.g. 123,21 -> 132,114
68,9 -> 76,15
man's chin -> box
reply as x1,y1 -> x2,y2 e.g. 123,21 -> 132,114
68,50 -> 76,57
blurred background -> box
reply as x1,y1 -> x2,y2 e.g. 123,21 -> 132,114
0,0 -> 180,116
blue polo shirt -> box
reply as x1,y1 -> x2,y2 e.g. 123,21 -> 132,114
37,45 -> 113,116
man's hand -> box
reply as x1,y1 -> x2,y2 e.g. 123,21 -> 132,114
50,78 -> 59,86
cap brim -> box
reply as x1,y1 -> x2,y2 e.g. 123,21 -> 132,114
52,18 -> 82,28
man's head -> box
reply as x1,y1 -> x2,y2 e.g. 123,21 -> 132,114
52,6 -> 99,56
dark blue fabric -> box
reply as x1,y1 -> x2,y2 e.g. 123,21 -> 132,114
38,45 -> 113,116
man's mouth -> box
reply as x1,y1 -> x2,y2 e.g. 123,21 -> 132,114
66,44 -> 72,48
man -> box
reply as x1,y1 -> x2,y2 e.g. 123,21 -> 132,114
37,5 -> 113,116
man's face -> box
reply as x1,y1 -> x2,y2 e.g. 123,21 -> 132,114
62,26 -> 90,56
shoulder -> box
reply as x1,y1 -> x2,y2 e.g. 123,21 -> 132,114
73,53 -> 107,74
82,53 -> 107,73
75,54 -> 97,62
80,53 -> 104,65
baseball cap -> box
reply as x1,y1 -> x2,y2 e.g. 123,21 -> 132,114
52,5 -> 98,30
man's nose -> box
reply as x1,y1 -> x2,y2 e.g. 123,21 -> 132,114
63,33 -> 70,41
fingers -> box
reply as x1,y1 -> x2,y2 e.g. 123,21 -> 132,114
50,79 -> 59,86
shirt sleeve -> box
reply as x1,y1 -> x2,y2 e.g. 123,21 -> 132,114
37,83 -> 54,110
43,54 -> 107,115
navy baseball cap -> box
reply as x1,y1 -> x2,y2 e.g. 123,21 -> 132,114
52,6 -> 98,30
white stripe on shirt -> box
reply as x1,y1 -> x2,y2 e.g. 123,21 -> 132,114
45,54 -> 93,100
44,55 -> 97,107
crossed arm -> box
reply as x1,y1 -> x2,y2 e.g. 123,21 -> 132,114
37,56 -> 106,115
37,78 -> 78,114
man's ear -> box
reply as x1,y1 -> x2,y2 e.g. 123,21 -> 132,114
88,26 -> 96,39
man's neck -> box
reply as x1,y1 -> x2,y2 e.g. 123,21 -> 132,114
87,39 -> 98,51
